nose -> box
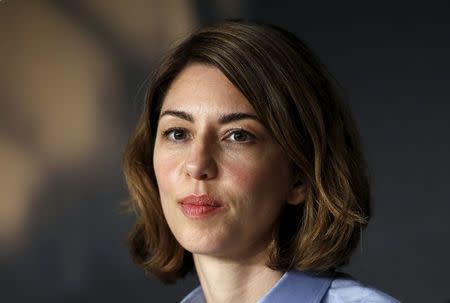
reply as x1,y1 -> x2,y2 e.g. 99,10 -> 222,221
184,138 -> 218,180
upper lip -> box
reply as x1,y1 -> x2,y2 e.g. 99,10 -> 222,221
178,194 -> 223,207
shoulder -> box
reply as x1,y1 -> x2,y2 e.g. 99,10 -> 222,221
323,272 -> 401,303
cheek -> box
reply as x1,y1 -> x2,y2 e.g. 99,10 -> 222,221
223,160 -> 252,186
153,150 -> 183,230
222,151 -> 290,199
153,149 -> 179,196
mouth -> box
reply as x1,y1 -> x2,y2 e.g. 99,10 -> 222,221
177,194 -> 225,219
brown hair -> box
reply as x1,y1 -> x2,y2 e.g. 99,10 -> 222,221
123,20 -> 370,283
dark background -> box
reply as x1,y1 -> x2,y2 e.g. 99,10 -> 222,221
1,1 -> 449,302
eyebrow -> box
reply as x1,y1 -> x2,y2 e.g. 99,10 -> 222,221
160,110 -> 193,122
159,110 -> 259,124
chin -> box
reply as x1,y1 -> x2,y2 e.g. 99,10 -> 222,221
182,244 -> 226,257
176,231 -> 230,256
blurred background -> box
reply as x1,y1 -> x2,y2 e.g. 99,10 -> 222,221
1,0 -> 449,302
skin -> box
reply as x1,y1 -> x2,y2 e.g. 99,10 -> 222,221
153,63 -> 305,303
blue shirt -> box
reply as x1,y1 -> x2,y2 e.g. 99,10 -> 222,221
179,270 -> 400,303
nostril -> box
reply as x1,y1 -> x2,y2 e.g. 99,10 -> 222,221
199,173 -> 209,180
184,157 -> 217,180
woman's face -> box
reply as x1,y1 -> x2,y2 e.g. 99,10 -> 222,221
153,63 -> 301,260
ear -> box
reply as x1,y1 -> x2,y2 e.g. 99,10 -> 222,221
286,179 -> 306,206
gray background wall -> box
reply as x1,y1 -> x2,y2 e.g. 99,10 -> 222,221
1,1 -> 449,302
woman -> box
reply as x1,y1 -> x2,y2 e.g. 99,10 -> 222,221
123,20 -> 399,303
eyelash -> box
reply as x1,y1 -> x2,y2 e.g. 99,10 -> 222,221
226,128 -> 256,142
161,127 -> 189,142
161,127 -> 256,143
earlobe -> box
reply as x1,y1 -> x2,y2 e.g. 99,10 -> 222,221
286,180 -> 306,205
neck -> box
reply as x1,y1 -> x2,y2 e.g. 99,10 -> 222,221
192,250 -> 284,303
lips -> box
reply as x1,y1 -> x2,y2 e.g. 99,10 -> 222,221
178,194 -> 224,219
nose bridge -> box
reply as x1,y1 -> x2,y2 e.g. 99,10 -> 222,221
184,132 -> 217,180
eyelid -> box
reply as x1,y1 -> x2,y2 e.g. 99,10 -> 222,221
161,127 -> 190,142
223,128 -> 257,143
160,126 -> 257,143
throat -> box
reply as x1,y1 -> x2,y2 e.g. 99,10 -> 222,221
193,254 -> 283,303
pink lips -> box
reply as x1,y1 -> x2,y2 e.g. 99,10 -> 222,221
178,195 -> 224,219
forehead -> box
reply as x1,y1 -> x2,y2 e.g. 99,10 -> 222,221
161,63 -> 255,115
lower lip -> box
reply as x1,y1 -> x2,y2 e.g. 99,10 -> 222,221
179,204 -> 224,219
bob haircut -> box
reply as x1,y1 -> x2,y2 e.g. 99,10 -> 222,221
123,20 -> 370,283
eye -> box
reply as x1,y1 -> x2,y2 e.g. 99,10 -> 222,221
162,128 -> 189,142
226,129 -> 256,143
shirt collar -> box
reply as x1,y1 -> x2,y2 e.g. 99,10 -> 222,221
180,270 -> 334,303
257,270 -> 334,303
